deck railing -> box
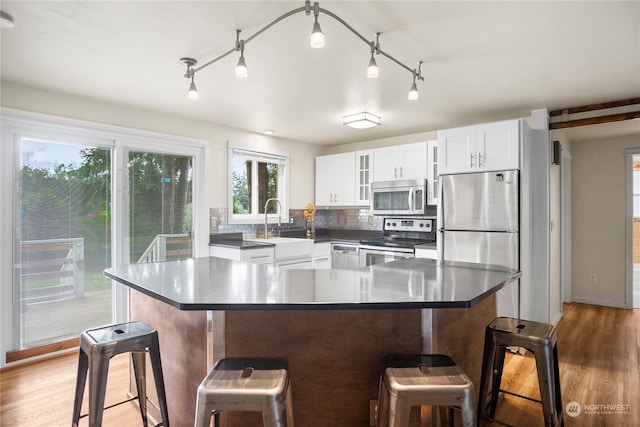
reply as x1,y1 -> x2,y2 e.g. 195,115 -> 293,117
19,238 -> 85,304
137,234 -> 192,263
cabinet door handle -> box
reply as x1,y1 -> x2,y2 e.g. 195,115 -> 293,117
478,152 -> 483,166
470,153 -> 475,167
250,255 -> 271,260
394,167 -> 397,179
399,166 -> 403,179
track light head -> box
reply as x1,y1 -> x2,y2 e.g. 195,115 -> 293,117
188,80 -> 199,100
235,54 -> 248,78
310,20 -> 324,48
408,79 -> 419,100
367,56 -> 379,79
310,3 -> 324,48
181,57 -> 199,100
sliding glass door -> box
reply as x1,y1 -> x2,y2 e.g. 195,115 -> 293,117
14,138 -> 112,351
2,114 -> 207,365
127,151 -> 194,264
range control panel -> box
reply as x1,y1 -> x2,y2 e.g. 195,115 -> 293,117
383,218 -> 433,233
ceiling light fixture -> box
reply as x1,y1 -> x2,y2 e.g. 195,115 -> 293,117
179,1 -> 424,102
263,129 -> 275,135
0,11 -> 14,29
343,112 -> 381,129
366,35 -> 380,78
235,30 -> 248,78
310,2 -> 325,48
408,62 -> 423,100
181,58 -> 199,100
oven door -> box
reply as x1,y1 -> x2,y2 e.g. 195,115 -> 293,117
359,246 -> 415,267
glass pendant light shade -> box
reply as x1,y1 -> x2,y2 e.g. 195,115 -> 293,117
408,81 -> 419,100
310,21 -> 325,48
235,55 -> 248,78
367,56 -> 379,78
187,80 -> 199,100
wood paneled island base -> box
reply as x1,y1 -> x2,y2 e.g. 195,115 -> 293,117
131,289 -> 496,427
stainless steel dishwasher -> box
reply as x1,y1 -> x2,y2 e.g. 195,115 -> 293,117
331,243 -> 360,270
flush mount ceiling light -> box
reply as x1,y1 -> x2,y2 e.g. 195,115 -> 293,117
180,0 -> 424,102
343,112 -> 381,129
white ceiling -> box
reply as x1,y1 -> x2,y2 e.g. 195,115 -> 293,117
1,1 -> 639,146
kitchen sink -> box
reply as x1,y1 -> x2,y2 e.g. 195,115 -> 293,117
245,237 -> 314,260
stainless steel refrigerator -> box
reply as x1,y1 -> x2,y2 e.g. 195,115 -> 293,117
440,170 -> 519,318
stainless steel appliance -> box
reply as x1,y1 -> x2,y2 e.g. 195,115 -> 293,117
371,179 -> 431,216
359,217 -> 436,267
331,243 -> 360,270
439,170 -> 519,318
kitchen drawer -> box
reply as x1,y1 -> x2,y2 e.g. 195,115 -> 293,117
209,246 -> 274,264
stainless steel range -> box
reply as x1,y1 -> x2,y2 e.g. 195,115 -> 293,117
359,217 -> 436,267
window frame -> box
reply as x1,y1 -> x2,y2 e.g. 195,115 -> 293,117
227,143 -> 289,225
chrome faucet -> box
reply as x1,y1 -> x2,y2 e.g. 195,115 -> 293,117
264,198 -> 282,239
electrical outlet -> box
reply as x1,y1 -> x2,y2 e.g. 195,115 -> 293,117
588,274 -> 597,285
289,217 -> 294,224
370,399 -> 378,426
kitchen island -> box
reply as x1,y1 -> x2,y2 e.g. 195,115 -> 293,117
105,257 -> 520,427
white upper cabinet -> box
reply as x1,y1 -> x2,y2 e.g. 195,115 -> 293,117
315,152 -> 356,206
438,119 -> 520,175
426,140 -> 438,205
373,142 -> 427,182
355,150 -> 374,206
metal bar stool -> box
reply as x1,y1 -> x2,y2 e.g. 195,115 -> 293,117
376,354 -> 476,427
477,317 -> 562,427
72,321 -> 170,427
194,357 -> 294,427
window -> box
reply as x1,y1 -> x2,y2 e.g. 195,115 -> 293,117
228,145 -> 288,224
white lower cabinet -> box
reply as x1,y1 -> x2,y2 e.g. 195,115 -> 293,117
312,241 -> 332,269
209,246 -> 275,265
275,258 -> 313,269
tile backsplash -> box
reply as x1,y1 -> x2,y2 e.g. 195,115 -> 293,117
210,207 -> 386,236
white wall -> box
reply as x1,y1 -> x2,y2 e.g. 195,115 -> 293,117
320,130 -> 438,155
0,82 -> 321,209
570,133 -> 638,307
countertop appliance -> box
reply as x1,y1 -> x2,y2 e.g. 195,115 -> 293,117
371,179 -> 431,216
439,170 -> 519,318
359,217 -> 436,267
331,243 -> 360,270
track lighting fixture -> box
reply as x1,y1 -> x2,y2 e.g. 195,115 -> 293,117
181,58 -> 199,101
235,31 -> 248,78
408,62 -> 423,100
310,2 -> 325,49
367,37 -> 379,79
180,1 -> 424,102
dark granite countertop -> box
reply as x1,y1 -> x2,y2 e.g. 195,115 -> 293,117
209,229 -> 382,247
105,257 -> 520,311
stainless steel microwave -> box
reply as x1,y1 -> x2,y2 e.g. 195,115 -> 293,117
371,179 -> 430,215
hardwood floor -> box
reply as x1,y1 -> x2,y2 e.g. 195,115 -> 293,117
0,302 -> 638,427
